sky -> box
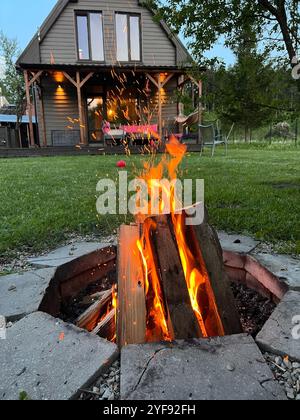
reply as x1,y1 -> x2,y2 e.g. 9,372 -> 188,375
0,0 -> 235,65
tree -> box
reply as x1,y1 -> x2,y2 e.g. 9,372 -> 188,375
150,0 -> 300,78
0,32 -> 26,143
216,26 -> 276,140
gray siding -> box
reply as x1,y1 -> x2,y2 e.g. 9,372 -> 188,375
40,0 -> 176,66
39,77 -> 79,146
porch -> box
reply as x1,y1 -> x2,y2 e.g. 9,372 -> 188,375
21,65 -> 203,149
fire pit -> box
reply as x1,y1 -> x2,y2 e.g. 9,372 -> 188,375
38,218 -> 282,349
39,137 -> 286,348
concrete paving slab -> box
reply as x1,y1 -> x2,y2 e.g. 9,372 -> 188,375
255,254 -> 300,290
256,291 -> 300,362
0,312 -> 118,400
27,242 -> 112,268
0,268 -> 55,321
121,334 -> 286,400
218,231 -> 260,254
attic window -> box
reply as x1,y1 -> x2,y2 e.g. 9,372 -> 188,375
116,13 -> 141,62
76,12 -> 104,61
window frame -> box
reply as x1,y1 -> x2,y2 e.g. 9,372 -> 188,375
115,12 -> 142,63
75,10 -> 105,63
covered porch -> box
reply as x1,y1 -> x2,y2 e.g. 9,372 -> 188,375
21,64 -> 204,150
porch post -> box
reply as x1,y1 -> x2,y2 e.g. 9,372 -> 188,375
76,72 -> 86,145
39,88 -> 47,148
24,70 -> 35,148
63,71 -> 93,146
186,75 -> 203,146
35,74 -> 47,148
146,73 -> 174,142
198,80 -> 203,147
158,76 -> 163,140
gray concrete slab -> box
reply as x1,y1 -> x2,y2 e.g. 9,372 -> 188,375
121,334 -> 286,400
27,242 -> 112,268
256,291 -> 300,362
255,254 -> 300,290
218,231 -> 260,254
0,312 -> 118,400
0,268 -> 55,321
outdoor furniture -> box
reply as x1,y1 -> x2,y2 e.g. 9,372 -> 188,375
122,124 -> 158,146
104,129 -> 126,147
199,123 -> 234,157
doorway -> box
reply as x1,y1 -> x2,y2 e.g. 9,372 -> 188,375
86,95 -> 105,144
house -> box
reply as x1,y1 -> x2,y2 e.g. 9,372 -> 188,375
17,0 -> 202,148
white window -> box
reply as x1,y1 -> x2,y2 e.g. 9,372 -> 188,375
76,12 -> 104,61
116,13 -> 141,62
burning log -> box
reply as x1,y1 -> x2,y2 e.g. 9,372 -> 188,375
116,207 -> 242,347
76,289 -> 112,331
92,309 -> 116,342
150,215 -> 202,339
182,206 -> 242,336
117,224 -> 146,347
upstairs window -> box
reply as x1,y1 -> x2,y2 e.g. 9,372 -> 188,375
116,13 -> 141,62
76,12 -> 104,61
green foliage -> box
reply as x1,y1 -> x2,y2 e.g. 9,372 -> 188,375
0,32 -> 26,122
153,0 -> 300,70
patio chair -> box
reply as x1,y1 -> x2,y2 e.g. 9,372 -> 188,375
199,123 -> 234,157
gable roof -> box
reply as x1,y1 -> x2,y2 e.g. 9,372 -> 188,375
17,0 -> 192,67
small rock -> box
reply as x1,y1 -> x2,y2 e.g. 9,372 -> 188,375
107,378 -> 115,386
102,388 -> 114,400
286,388 -> 295,400
283,359 -> 292,370
226,363 -> 235,372
275,356 -> 283,365
108,392 -> 115,401
93,387 -> 100,394
292,363 -> 300,369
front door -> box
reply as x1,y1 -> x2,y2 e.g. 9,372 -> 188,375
86,96 -> 105,144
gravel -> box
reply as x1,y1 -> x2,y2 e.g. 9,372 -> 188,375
78,360 -> 120,401
265,353 -> 300,400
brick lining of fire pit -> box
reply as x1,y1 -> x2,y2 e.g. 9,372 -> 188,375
37,241 -> 288,345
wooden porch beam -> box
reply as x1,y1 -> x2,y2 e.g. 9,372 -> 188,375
28,71 -> 43,87
39,86 -> 47,148
179,74 -> 203,145
63,71 -> 93,146
146,73 -> 174,140
80,72 -> 94,88
33,74 -> 47,148
145,73 -> 159,88
76,71 -> 87,146
161,73 -> 174,88
63,72 -> 77,87
24,70 -> 35,148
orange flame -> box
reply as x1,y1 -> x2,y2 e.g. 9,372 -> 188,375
137,219 -> 172,342
137,136 -> 213,340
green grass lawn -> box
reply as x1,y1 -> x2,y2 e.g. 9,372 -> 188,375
0,146 -> 299,259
